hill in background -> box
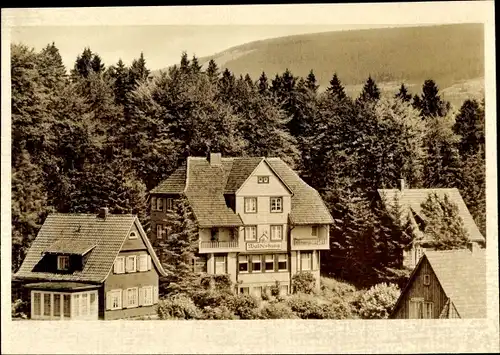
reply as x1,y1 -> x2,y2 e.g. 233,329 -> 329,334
159,23 -> 484,108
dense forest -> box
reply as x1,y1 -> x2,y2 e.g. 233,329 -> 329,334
11,42 -> 485,290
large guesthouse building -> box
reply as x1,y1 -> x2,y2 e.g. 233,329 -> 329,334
149,153 -> 333,296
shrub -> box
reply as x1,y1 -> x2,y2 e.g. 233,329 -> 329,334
191,289 -> 237,312
233,294 -> 261,319
157,294 -> 203,320
200,274 -> 233,293
356,282 -> 401,319
260,302 -> 297,319
202,305 -> 236,320
292,272 -> 316,294
11,299 -> 28,319
286,293 -> 323,319
269,281 -> 281,297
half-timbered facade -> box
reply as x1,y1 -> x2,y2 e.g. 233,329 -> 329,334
149,153 -> 333,296
13,208 -> 166,320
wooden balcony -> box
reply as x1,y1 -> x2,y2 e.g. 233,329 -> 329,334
199,240 -> 240,253
291,237 -> 329,250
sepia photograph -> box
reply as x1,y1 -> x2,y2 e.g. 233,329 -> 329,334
1,2 -> 498,354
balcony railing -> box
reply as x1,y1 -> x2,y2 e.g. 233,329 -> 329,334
200,240 -> 239,249
292,237 -> 328,247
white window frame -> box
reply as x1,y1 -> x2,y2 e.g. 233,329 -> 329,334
244,226 -> 257,241
270,225 -> 283,241
114,256 -> 125,274
270,197 -> 283,213
264,254 -> 274,272
278,254 -> 288,271
151,196 -> 157,211
126,287 -> 139,308
423,274 -> 431,286
166,198 -> 174,211
238,255 -> 249,273
280,285 -> 288,295
57,255 -> 70,271
215,255 -> 227,275
126,255 -> 137,273
301,252 -> 312,271
142,286 -> 154,306
156,224 -> 163,239
156,197 -> 163,211
251,255 -> 262,273
108,289 -> 122,310
244,197 -> 257,213
31,290 -> 98,320
311,225 -> 318,236
138,254 -> 148,272
424,301 -> 434,319
257,176 -> 269,184
129,231 -> 137,240
240,287 -> 249,295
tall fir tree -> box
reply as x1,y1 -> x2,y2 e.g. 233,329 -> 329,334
453,99 -> 485,157
206,59 -> 219,81
394,83 -> 412,102
326,73 -> 347,100
305,69 -> 319,93
416,79 -> 450,118
357,76 -> 381,103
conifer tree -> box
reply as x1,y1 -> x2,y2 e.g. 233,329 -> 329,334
129,52 -> 150,85
108,59 -> 130,106
257,71 -> 269,95
326,73 -> 347,100
305,69 -> 319,93
206,59 -> 219,80
190,55 -> 202,73
179,52 -> 190,73
357,76 -> 381,103
394,83 -> 412,102
453,99 -> 485,156
416,79 -> 450,118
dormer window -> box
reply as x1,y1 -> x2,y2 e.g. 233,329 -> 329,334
57,256 -> 70,271
257,176 -> 269,184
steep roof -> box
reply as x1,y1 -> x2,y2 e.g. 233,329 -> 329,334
14,213 -> 166,283
378,188 -> 484,243
151,156 -> 333,227
426,249 -> 486,318
150,164 -> 187,194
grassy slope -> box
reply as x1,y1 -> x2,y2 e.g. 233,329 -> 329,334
188,24 -> 484,107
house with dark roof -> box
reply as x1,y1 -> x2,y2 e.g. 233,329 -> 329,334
150,153 -> 333,296
390,246 -> 486,319
13,208 -> 166,320
378,179 -> 485,268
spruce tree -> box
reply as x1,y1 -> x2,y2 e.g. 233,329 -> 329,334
326,73 -> 347,100
257,71 -> 269,95
357,76 -> 381,103
206,59 -> 219,80
417,79 -> 450,118
394,83 -> 412,102
129,52 -> 150,85
190,55 -> 202,73
453,99 -> 485,156
305,69 -> 319,93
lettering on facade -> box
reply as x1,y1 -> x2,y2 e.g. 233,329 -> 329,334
246,242 -> 282,250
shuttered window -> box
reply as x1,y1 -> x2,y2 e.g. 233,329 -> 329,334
114,256 -> 125,274
138,254 -> 148,272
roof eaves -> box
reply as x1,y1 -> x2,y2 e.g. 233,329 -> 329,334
234,157 -> 265,195
262,158 -> 294,196
134,217 -> 168,277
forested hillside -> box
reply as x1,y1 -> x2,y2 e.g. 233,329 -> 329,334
11,43 -> 485,288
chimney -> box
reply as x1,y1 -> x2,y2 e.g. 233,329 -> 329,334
398,178 -> 405,192
209,152 -> 222,166
467,241 -> 479,253
98,207 -> 109,219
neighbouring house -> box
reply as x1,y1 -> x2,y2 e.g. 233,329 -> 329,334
378,179 -> 485,268
13,208 -> 166,320
149,153 -> 333,296
390,245 -> 486,319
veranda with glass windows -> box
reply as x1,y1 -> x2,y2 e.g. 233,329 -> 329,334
27,283 -> 100,320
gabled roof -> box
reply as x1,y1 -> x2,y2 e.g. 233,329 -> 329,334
425,249 -> 486,318
151,156 -> 334,227
391,249 -> 486,319
378,188 -> 484,243
150,164 -> 187,194
14,213 -> 166,284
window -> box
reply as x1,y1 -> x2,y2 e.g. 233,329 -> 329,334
239,255 -> 249,273
270,225 -> 283,241
129,232 -> 137,240
257,176 -> 269,184
409,298 -> 433,319
57,255 -> 70,271
423,274 -> 431,286
53,294 -> 61,317
311,225 -> 318,236
90,293 -> 97,315
151,197 -> 157,210
215,255 -> 227,275
265,255 -> 274,271
301,252 -> 312,271
244,197 -> 257,213
166,198 -> 174,211
211,228 -> 219,241
244,226 -> 257,241
252,255 -> 262,272
127,288 -> 138,308
156,224 -> 163,239
81,293 -> 88,315
114,256 -> 125,274
126,255 -> 137,273
72,294 -> 80,317
415,245 -> 424,264
43,293 -> 51,316
142,286 -> 153,306
240,287 -> 249,295
252,286 -> 263,298
156,198 -> 163,211
63,295 -> 71,318
280,285 -> 288,295
33,292 -> 41,316
278,254 -> 288,271
138,254 -> 148,272
108,290 -> 122,310
424,302 -> 433,318
270,197 -> 283,213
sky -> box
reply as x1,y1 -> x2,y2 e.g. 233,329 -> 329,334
11,24 -> 402,71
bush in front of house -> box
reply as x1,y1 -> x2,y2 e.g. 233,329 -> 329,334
233,294 -> 261,319
157,294 -> 203,320
260,301 -> 297,319
11,299 -> 28,319
286,293 -> 324,319
202,305 -> 237,320
291,271 -> 316,294
355,282 -> 401,319
191,289 -> 237,312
